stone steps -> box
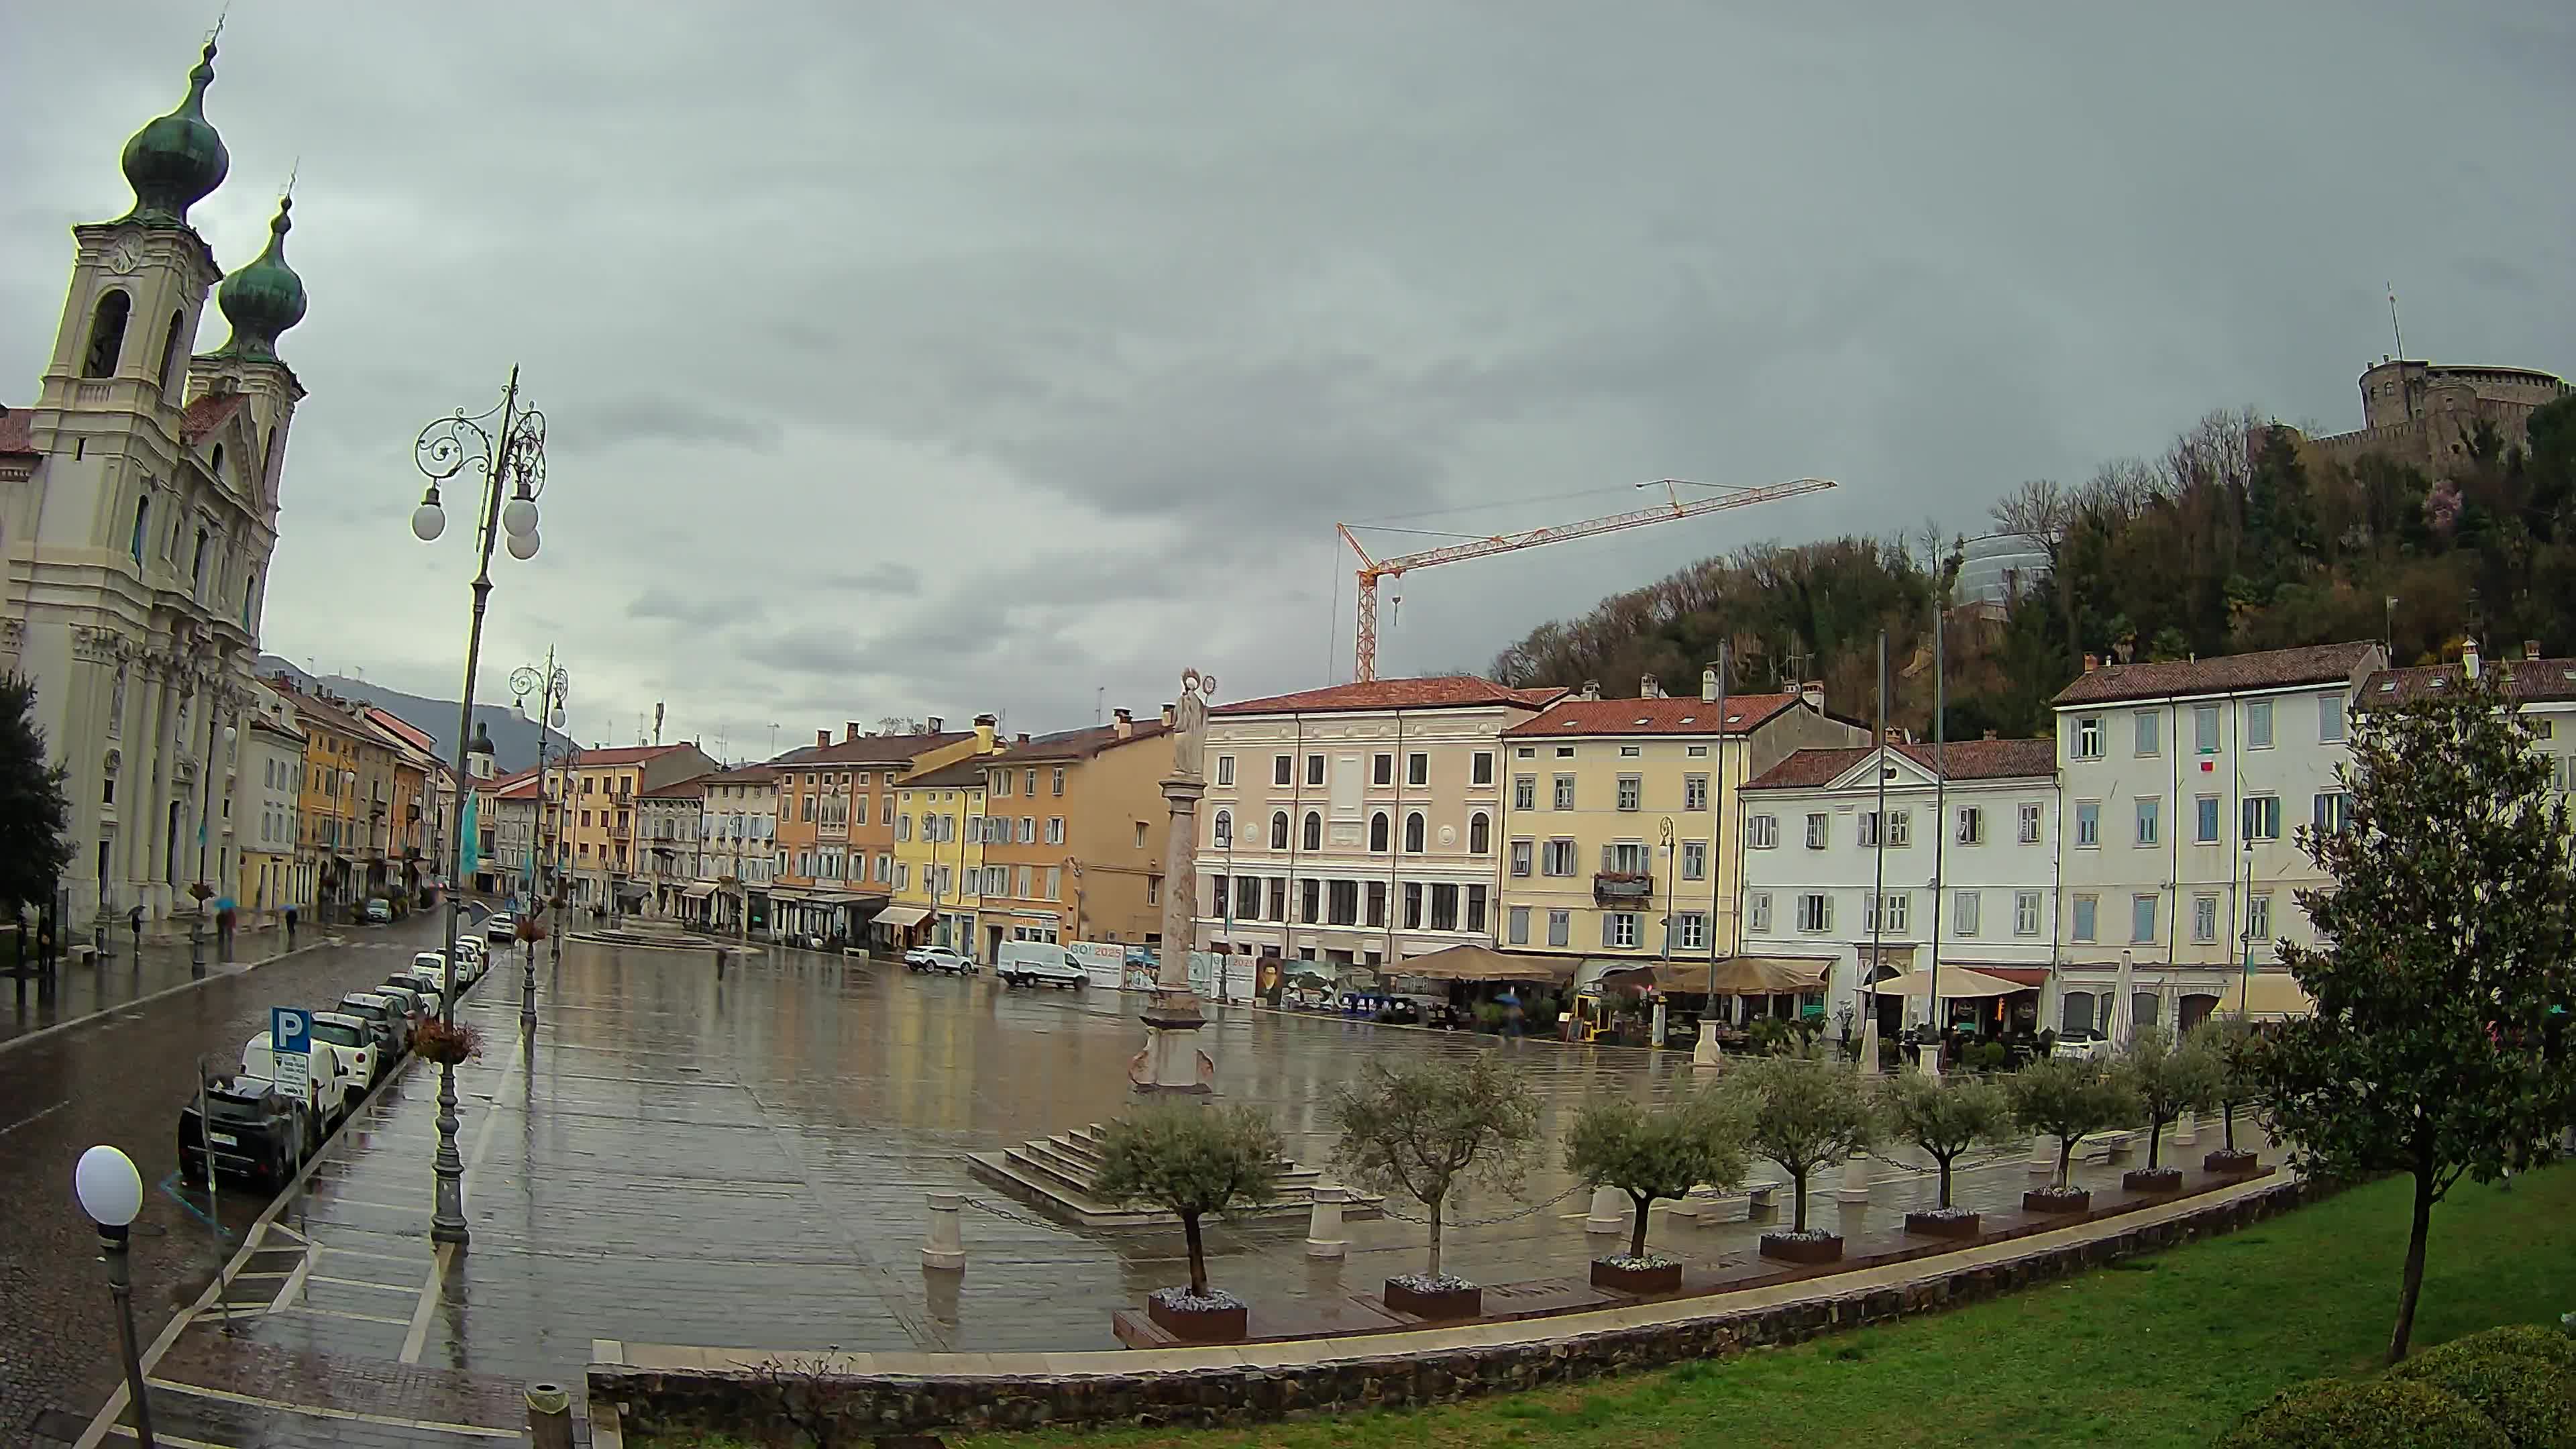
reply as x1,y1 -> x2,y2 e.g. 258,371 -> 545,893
967,1124 -> 1377,1230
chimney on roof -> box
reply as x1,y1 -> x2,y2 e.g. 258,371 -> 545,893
1984,729 -> 1998,741
972,713 -> 997,751
2083,652 -> 2100,674
1799,680 -> 1825,713
1640,674 -> 1662,699
845,721 -> 861,742
1884,726 -> 1904,744
2528,639 -> 2544,662
1579,679 -> 1601,701
924,716 -> 943,734
1114,707 -> 1134,739
1016,733 -> 1030,745
1700,666 -> 1719,703
816,729 -> 830,748
2463,639 -> 2481,680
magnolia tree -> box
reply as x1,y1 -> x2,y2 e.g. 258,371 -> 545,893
1878,1070 -> 2016,1210
2257,661 -> 2576,1364
1093,1104 -> 1285,1301
2185,1014 -> 2265,1156
1327,1055 -> 1540,1285
2007,1057 -> 2137,1191
1564,1092 -> 1747,1262
1725,1046 -> 1880,1232
2110,1027 -> 2222,1171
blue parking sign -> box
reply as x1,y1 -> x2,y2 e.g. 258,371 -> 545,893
272,1006 -> 310,1055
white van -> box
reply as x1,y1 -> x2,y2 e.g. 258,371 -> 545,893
997,940 -> 1087,990
243,1024 -> 357,1126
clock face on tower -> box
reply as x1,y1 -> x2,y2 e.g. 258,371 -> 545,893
106,236 -> 144,275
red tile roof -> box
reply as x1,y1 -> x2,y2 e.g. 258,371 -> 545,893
987,720 -> 1173,763
698,763 -> 778,786
1744,738 -> 2057,791
565,744 -> 692,767
774,731 -> 972,767
1213,676 -> 1566,717
2359,657 -> 2576,709
0,407 -> 34,458
901,753 -> 1007,790
642,777 -> 710,799
1503,693 -> 1803,739
180,392 -> 248,445
2051,643 -> 2381,706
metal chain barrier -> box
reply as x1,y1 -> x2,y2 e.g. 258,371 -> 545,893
959,1195 -> 1066,1232
1371,1181 -> 1584,1229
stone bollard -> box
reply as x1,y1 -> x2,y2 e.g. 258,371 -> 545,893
2174,1110 -> 2198,1148
1303,1184 -> 1348,1260
525,1381 -> 574,1449
1584,1185 -> 1626,1235
1836,1149 -> 1874,1205
2028,1130 -> 2057,1177
922,1191 -> 967,1271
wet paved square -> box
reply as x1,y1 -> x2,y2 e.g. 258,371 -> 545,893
103,938 -> 2230,1444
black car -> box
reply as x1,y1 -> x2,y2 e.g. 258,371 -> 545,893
178,1079 -> 308,1187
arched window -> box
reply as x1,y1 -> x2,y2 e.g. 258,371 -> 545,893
1211,809 -> 1232,849
1368,812 -> 1389,853
191,527 -> 210,588
1270,811 -> 1289,850
1468,812 -> 1491,855
210,443 -> 225,487
1301,810 -> 1322,852
1403,812 -> 1426,853
129,496 -> 149,564
156,310 -> 186,396
83,290 -> 131,378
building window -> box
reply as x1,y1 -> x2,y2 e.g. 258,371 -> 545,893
1865,892 -> 1908,934
1432,883 -> 1460,930
1683,774 -> 1708,811
1604,912 -> 1639,949
2320,694 -> 2347,743
1747,892 -> 1772,933
2241,795 -> 2281,841
1955,806 -> 1983,845
2195,704 -> 2220,755
1953,890 -> 1980,936
2013,891 -> 2042,936
1212,809 -> 1232,849
1302,879 -> 1322,924
1748,814 -> 1778,849
992,771 -> 1012,798
1680,840 -> 1706,881
1046,816 -> 1065,845
1468,812 -> 1491,854
1547,909 -> 1570,947
1267,877 -> 1287,920
2134,796 -> 2159,846
1302,811 -> 1322,851
2196,795 -> 2222,844
1373,753 -> 1393,786
1271,812 -> 1289,849
1796,893 -> 1833,932
1471,751 -> 1494,786
2312,791 -> 2351,834
2075,800 -> 2099,847
1273,754 -> 1293,786
1369,812 -> 1389,852
2135,710 -> 2160,757
2245,700 -> 2274,749
2131,894 -> 2158,943
1513,775 -> 1536,810
1509,839 -> 1533,877
2018,802 -> 2041,844
1507,905 -> 1530,945
1401,881 -> 1422,928
2073,715 -> 2102,759
1215,755 -> 1235,786
1407,752 -> 1429,786
1328,879 -> 1358,926
1238,876 -> 1261,918
83,288 -> 131,377
1403,812 -> 1426,853
1024,768 -> 1038,796
1552,774 -> 1575,810
1306,754 -> 1326,786
2245,892 -> 2273,947
1805,812 -> 1829,849
1541,839 -> 1576,875
2072,894 -> 2098,943
1366,879 -> 1387,927
2193,894 -> 2219,945
1616,775 -> 1641,811
1555,745 -> 1574,758
129,496 -> 148,565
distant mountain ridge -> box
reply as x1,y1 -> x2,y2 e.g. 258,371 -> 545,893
257,656 -> 572,775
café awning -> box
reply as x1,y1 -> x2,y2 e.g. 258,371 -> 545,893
1390,945 -> 1576,984
680,883 -> 716,900
2229,971 -> 2314,1020
873,904 -> 932,929
1699,955 -> 1834,995
1866,966 -> 2026,999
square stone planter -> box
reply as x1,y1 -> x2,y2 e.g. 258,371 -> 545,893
1383,1277 -> 1483,1320
1758,1232 -> 1845,1264
2204,1148 -> 2261,1175
1589,1257 -> 1684,1294
2123,1167 -> 2184,1193
1144,1290 -> 1248,1342
2023,1186 -> 2092,1214
1903,1210 -> 1982,1239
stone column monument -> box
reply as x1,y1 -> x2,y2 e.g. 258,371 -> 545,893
1132,668 -> 1218,1094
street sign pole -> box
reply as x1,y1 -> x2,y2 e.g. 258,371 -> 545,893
270,1006 -> 311,1120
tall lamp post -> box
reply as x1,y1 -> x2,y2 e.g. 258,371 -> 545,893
409,368 -> 549,1248
191,714 -> 236,970
74,1145 -> 155,1448
511,655 -> 568,1036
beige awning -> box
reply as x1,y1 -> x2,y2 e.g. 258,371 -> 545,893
1867,966 -> 2027,999
680,883 -> 716,900
1701,955 -> 1834,995
1391,945 -> 1576,984
2229,971 -> 2315,1019
873,904 -> 932,928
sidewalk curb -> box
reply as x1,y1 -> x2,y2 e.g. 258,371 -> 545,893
0,938 -> 339,1057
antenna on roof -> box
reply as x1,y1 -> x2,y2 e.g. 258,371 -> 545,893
2387,282 -> 2404,361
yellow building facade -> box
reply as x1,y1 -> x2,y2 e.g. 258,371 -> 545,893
1496,682 -> 1866,967
891,753 -> 996,952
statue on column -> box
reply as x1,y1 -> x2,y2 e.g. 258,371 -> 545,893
1132,667 -> 1220,1094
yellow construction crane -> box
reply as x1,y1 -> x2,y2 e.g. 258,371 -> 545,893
1336,476 -> 1838,682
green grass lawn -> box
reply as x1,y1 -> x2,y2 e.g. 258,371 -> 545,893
637,1165 -> 2576,1449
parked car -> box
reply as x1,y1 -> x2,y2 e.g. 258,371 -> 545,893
180,1077 -> 310,1186
384,973 -> 442,1018
363,898 -> 394,924
448,939 -> 486,981
337,993 -> 413,1065
302,1011 -> 378,1112
414,951 -> 464,992
242,1026 -> 356,1127
907,946 -> 975,975
484,913 -> 517,945
2051,1028 -> 2112,1061
996,941 -> 1086,989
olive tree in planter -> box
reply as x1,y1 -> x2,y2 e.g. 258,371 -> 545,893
2186,1013 -> 2265,1174
1725,1046 -> 1880,1263
1327,1054 -> 1540,1320
2006,1057 -> 2137,1213
2109,1026 -> 2222,1192
1878,1069 -> 2016,1238
1564,1091 -> 1747,1293
1093,1102 -> 1285,1341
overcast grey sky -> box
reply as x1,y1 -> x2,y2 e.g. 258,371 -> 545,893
7,2 -> 2570,755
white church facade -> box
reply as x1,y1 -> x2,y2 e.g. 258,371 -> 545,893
0,36 -> 312,927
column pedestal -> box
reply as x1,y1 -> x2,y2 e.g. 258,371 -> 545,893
1836,1151 -> 1874,1205
1131,986 -> 1214,1093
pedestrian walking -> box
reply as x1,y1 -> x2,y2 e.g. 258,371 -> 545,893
714,946 -> 729,979
128,903 -> 144,957
284,904 -> 299,951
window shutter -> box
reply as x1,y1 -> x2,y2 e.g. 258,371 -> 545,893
1822,895 -> 1834,932
1600,914 -> 1615,947
1599,843 -> 1613,873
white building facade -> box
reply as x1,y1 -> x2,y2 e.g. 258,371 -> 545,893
639,779 -> 706,917
235,710 -> 304,918
696,764 -> 777,932
1191,677 -> 1562,970
2051,641 -> 2385,1034
1738,738 -> 2061,1038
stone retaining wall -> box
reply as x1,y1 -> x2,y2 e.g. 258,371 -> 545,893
594,1177 -> 2323,1439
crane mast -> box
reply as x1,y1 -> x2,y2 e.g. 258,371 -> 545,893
1338,476 -> 1837,682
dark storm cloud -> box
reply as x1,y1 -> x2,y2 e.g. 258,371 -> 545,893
5,1 -> 2571,755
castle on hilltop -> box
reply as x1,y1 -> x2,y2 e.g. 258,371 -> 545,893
2306,358 -> 2569,474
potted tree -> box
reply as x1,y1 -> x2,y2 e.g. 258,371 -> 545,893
2109,1026 -> 2220,1192
1879,1069 -> 2017,1238
2187,1014 -> 2265,1174
1327,1055 -> 1539,1320
2006,1057 -> 2137,1213
1564,1091 -> 1746,1293
1093,1103 -> 1285,1341
1725,1046 -> 1879,1262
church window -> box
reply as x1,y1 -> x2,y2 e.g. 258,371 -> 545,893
192,528 -> 210,588
129,497 -> 149,565
156,311 -> 186,396
83,290 -> 131,378
210,443 -> 225,486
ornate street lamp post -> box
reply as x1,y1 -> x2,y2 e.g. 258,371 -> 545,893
74,1145 -> 154,1447
511,654 -> 568,1038
409,368 -> 547,1248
